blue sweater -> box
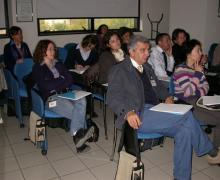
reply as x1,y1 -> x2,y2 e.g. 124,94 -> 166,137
32,61 -> 73,101
4,41 -> 32,72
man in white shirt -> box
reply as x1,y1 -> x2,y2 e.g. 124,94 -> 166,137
148,33 -> 175,78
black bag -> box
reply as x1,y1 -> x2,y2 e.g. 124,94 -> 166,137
46,117 -> 70,132
138,136 -> 164,152
7,98 -> 31,116
87,119 -> 99,142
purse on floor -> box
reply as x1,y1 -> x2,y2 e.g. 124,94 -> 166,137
115,121 -> 144,180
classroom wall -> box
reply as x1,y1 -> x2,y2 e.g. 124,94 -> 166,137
0,0 -> 170,54
169,0 -> 220,53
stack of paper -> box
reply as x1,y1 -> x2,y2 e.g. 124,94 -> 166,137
58,90 -> 91,101
203,96 -> 220,106
150,103 -> 193,115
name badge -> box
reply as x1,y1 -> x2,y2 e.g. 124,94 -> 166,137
49,100 -> 57,108
150,80 -> 157,86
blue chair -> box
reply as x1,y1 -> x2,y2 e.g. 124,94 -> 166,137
110,115 -> 164,161
7,58 -> 34,127
31,86 -> 64,155
64,43 -> 77,51
4,69 -> 25,127
57,47 -> 68,63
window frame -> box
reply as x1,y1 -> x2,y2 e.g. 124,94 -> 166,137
0,0 -> 9,38
37,16 -> 140,36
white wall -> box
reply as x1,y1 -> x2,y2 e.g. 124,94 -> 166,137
0,0 -> 170,54
169,0 -> 220,53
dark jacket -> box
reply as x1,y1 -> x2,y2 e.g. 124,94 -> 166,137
4,41 -> 32,72
107,58 -> 169,129
172,43 -> 185,67
32,61 -> 73,101
65,45 -> 98,69
98,50 -> 121,84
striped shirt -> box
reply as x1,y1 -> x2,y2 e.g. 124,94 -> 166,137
173,64 -> 209,101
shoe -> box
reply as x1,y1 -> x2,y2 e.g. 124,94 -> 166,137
76,144 -> 91,153
73,126 -> 95,148
207,148 -> 220,165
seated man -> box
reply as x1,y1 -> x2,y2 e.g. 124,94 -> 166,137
148,33 -> 174,78
107,35 -> 220,180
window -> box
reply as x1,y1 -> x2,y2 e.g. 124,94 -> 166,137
38,17 -> 139,36
38,18 -> 90,35
0,0 -> 9,37
94,18 -> 138,30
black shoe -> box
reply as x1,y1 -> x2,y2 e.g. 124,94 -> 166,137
73,126 -> 95,148
76,144 -> 91,153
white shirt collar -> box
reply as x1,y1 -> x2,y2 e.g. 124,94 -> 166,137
156,45 -> 163,53
130,57 -> 142,69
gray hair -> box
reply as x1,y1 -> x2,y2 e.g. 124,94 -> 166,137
127,35 -> 150,51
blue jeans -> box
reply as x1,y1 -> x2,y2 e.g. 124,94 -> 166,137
138,104 -> 214,180
46,95 -> 87,136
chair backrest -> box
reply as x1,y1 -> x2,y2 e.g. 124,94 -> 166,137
64,43 -> 77,51
14,58 -> 34,89
208,43 -> 218,67
168,75 -> 175,96
57,47 -> 68,63
3,69 -> 16,98
31,87 -> 44,117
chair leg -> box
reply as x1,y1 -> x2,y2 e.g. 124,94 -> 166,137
110,126 -> 118,161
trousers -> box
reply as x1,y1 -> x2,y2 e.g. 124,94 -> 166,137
138,104 -> 214,180
46,95 -> 87,136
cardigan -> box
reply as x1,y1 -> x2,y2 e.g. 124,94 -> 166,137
32,61 -> 73,101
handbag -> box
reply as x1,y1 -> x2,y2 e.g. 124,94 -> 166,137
115,151 -> 144,180
115,121 -> 144,180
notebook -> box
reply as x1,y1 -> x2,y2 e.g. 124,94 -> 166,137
58,90 -> 91,101
202,96 -> 220,106
150,103 -> 193,115
69,66 -> 89,74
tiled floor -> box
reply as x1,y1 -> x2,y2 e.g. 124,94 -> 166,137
0,103 -> 220,180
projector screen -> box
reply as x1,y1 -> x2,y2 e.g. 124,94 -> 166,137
37,0 -> 139,18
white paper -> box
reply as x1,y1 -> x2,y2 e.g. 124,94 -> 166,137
203,96 -> 220,106
69,66 -> 89,74
150,103 -> 193,115
58,90 -> 91,101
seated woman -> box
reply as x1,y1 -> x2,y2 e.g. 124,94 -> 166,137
65,34 -> 98,71
173,39 -> 220,150
98,31 -> 125,83
4,26 -> 32,73
96,24 -> 109,54
118,27 -> 133,55
32,40 -> 95,153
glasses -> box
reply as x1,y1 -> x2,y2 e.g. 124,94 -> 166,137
47,48 -> 57,52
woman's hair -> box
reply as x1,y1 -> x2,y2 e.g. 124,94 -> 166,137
103,31 -> 121,50
183,39 -> 201,60
118,27 -> 133,38
9,26 -> 22,39
33,39 -> 57,64
172,28 -> 186,42
81,34 -> 98,48
97,24 -> 108,35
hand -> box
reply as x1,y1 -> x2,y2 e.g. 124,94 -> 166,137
126,111 -> 141,129
75,64 -> 84,70
200,54 -> 208,66
16,59 -> 24,64
165,96 -> 174,104
194,60 -> 203,72
165,45 -> 172,57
